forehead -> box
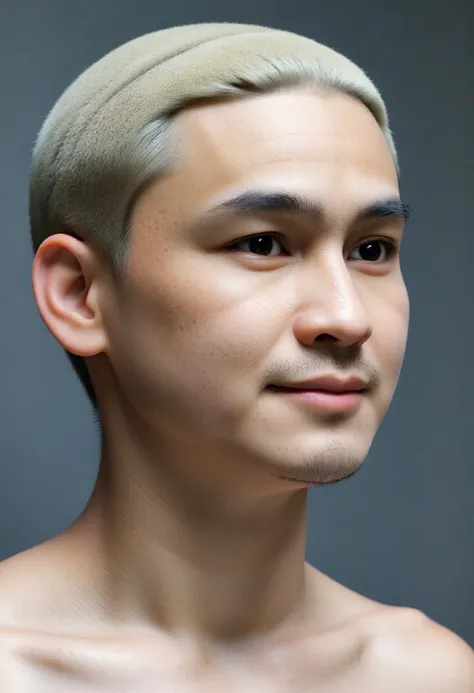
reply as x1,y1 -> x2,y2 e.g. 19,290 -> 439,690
173,88 -> 399,211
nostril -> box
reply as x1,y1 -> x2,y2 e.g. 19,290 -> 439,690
314,334 -> 337,342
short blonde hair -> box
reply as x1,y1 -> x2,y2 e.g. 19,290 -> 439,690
29,22 -> 397,409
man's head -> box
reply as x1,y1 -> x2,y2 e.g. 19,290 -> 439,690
30,23 -> 409,488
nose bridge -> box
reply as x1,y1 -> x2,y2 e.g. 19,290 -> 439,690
321,254 -> 362,316
297,250 -> 371,345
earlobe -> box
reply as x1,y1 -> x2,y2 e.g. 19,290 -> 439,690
31,234 -> 108,357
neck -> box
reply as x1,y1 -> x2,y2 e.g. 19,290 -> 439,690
72,408 -> 315,645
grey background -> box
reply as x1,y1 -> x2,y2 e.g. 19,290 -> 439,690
1,0 -> 472,646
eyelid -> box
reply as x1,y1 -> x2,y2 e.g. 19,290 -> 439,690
226,231 -> 289,252
225,232 -> 400,261
348,238 -> 399,263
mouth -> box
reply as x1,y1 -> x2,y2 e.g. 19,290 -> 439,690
266,385 -> 366,413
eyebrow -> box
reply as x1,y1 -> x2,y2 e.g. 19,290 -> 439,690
203,190 -> 411,225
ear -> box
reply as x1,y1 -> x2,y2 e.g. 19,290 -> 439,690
31,234 -> 109,357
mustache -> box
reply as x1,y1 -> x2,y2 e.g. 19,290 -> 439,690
265,353 -> 381,390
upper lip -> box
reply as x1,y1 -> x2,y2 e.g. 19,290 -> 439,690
270,375 -> 368,393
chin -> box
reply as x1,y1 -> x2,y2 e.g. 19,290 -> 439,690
272,462 -> 364,488
243,432 -> 372,489
233,388 -> 381,486
275,449 -> 366,487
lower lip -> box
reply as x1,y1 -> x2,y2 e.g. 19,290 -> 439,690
267,387 -> 363,412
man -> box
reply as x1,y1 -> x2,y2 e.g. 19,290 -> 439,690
1,22 -> 472,692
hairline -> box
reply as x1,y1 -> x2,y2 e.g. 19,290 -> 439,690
120,79 -> 397,280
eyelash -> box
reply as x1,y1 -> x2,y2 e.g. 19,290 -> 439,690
225,232 -> 399,262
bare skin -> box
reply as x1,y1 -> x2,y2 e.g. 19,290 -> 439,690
1,88 -> 472,691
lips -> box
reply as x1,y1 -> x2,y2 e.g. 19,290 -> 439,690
265,375 -> 369,414
269,385 -> 362,394
267,375 -> 368,394
266,383 -> 365,413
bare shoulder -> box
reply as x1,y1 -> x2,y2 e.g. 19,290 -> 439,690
0,546 -> 58,628
0,532 -> 99,631
366,606 -> 474,692
0,622 -> 30,692
0,545 -> 88,691
0,550 -> 46,686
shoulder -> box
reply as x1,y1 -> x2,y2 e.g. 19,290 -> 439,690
0,535 -> 98,630
0,625 -> 28,692
0,554 -> 40,689
0,549 -> 50,627
366,607 -> 474,692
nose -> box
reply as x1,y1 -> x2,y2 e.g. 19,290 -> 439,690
293,258 -> 373,349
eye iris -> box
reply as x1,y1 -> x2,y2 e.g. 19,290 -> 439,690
359,241 -> 382,261
248,235 -> 276,256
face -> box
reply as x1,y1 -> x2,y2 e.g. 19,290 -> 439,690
98,88 -> 409,488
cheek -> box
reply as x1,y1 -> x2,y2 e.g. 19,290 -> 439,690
108,272 -> 284,426
374,285 -> 409,383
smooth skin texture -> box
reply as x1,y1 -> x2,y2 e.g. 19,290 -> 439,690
1,89 -> 472,691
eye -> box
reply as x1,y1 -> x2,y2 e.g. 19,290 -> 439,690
225,234 -> 398,262
348,239 -> 397,263
227,233 -> 289,257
